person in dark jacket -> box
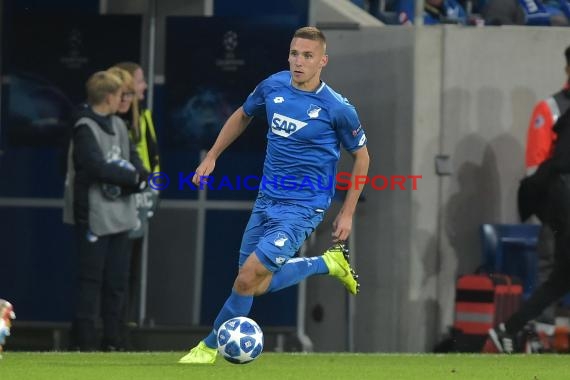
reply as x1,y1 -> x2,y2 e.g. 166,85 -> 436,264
520,46 -> 570,326
491,108 -> 570,353
63,71 -> 147,351
107,64 -> 158,348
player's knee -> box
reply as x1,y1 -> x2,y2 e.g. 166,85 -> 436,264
234,266 -> 270,295
234,269 -> 257,295
234,277 -> 250,294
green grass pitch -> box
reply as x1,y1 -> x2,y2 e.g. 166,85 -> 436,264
0,352 -> 566,380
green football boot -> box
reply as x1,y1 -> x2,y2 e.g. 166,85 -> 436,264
178,341 -> 217,364
322,243 -> 360,295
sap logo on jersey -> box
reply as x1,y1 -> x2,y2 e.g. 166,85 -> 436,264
271,113 -> 308,137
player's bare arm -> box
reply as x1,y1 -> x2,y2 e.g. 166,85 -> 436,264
332,146 -> 370,242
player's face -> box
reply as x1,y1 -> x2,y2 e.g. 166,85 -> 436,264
289,37 -> 328,91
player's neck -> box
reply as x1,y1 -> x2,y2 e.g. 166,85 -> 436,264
292,78 -> 322,92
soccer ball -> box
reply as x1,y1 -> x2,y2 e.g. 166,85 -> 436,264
217,317 -> 264,364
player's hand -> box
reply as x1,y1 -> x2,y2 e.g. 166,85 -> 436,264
332,211 -> 352,242
192,155 -> 216,186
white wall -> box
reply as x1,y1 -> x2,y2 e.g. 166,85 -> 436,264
308,25 -> 570,352
437,25 -> 570,341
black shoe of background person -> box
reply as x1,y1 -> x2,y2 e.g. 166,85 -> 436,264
489,323 -> 515,353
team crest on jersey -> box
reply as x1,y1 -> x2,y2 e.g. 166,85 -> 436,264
307,104 -> 321,119
274,233 -> 288,248
271,113 -> 308,137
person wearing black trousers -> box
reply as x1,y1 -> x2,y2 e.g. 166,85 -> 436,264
63,71 -> 147,351
490,108 -> 570,353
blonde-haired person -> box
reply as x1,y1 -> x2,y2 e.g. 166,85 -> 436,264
107,67 -> 139,135
115,62 -> 159,174
114,62 -> 159,346
114,62 -> 159,233
63,71 -> 148,351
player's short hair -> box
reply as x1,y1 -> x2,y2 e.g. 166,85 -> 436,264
86,71 -> 122,106
294,26 -> 326,51
565,46 -> 570,66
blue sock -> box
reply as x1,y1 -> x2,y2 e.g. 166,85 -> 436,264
266,256 -> 328,293
203,290 -> 253,348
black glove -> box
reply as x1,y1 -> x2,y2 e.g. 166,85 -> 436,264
123,170 -> 149,194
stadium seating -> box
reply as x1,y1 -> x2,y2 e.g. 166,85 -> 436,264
479,223 -> 570,306
479,223 -> 540,299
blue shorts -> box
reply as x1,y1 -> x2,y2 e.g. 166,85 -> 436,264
239,194 -> 325,272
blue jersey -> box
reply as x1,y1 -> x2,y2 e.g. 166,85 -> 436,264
242,71 -> 367,210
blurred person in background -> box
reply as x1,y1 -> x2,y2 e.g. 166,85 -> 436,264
63,71 -> 147,351
516,46 -> 570,332
481,0 -> 526,25
483,0 -> 568,25
115,62 -> 160,344
492,49 -> 570,351
492,107 -> 570,353
107,66 -> 146,348
524,47 -> 570,177
115,62 -> 160,176
0,299 -> 15,358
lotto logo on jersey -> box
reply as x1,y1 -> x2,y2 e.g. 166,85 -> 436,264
271,113 -> 308,137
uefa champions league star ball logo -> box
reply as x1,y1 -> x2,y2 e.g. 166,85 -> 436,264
223,30 -> 238,52
61,28 -> 88,69
217,30 -> 244,71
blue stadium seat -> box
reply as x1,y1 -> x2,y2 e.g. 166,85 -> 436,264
480,223 -> 570,307
519,0 -> 552,25
479,223 -> 540,299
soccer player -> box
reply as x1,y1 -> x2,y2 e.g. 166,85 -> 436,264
179,26 -> 370,364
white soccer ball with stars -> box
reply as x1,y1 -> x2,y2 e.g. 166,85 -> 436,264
217,317 -> 264,364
